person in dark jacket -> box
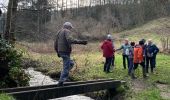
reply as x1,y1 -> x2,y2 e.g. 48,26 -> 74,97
146,39 -> 159,73
54,22 -> 87,86
128,42 -> 135,75
141,39 -> 147,66
116,39 -> 131,69
101,35 -> 115,73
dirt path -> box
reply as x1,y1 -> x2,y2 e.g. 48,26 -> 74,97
131,78 -> 170,99
131,79 -> 149,93
156,83 -> 170,100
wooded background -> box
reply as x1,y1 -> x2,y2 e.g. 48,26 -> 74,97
1,0 -> 170,42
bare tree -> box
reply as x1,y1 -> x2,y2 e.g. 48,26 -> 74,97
5,0 -> 19,42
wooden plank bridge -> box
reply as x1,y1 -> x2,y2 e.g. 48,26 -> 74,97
0,79 -> 125,100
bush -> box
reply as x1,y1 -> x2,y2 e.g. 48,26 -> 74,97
0,39 -> 29,88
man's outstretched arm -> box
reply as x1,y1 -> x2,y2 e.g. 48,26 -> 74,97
65,31 -> 87,45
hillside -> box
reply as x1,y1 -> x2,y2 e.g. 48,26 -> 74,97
115,17 -> 170,50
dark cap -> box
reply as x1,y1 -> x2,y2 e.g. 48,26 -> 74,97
139,40 -> 144,45
141,39 -> 146,43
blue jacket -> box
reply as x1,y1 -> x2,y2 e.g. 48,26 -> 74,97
117,44 -> 131,55
146,44 -> 159,57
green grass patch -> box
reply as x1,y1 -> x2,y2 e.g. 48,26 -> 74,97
129,88 -> 162,100
23,50 -> 170,99
0,94 -> 15,100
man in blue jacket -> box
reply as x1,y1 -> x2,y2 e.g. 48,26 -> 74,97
116,39 -> 131,69
146,39 -> 159,73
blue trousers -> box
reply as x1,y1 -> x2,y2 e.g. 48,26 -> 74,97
58,53 -> 74,83
128,58 -> 133,74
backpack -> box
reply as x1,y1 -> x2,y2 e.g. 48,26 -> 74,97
125,48 -> 130,55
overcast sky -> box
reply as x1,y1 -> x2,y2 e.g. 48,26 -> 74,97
0,0 -> 91,7
0,0 -> 8,6
0,0 -> 92,11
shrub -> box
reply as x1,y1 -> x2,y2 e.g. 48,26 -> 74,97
0,39 -> 29,88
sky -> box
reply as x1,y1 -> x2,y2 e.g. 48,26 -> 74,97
0,0 -> 91,7
0,0 -> 8,12
0,0 -> 92,11
0,0 -> 8,6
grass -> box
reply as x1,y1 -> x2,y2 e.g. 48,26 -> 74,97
14,17 -> 170,99
20,44 -> 170,99
0,94 -> 15,100
116,17 -> 170,47
129,88 -> 162,100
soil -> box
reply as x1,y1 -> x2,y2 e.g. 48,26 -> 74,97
156,83 -> 170,100
131,79 -> 148,93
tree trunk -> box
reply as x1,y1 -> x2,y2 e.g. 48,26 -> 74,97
5,0 -> 18,43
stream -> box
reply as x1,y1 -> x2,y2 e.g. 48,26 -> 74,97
26,68 -> 93,100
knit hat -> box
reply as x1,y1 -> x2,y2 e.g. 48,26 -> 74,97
63,22 -> 73,28
107,34 -> 112,40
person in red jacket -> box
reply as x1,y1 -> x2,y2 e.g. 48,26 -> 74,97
101,35 -> 115,73
131,40 -> 147,79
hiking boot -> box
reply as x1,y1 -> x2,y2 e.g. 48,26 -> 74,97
57,82 -> 64,86
128,73 -> 131,76
146,74 -> 149,77
106,71 -> 112,73
143,75 -> 148,79
131,76 -> 137,79
131,73 -> 137,79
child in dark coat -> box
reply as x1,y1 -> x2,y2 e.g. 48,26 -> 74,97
128,42 -> 135,75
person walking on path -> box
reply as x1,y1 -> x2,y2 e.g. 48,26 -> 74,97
146,39 -> 159,73
128,42 -> 135,76
54,22 -> 87,86
116,39 -> 131,69
131,40 -> 147,79
101,35 -> 115,73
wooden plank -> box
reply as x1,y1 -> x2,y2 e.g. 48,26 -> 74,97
0,79 -> 115,93
8,80 -> 121,100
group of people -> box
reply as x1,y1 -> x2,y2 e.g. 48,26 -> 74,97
101,34 -> 159,78
55,22 -> 159,86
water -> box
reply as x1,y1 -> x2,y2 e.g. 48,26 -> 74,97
26,68 -> 93,100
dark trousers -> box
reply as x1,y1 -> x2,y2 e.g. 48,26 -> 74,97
104,57 -> 112,72
111,55 -> 115,66
133,62 -> 146,77
123,55 -> 130,69
146,57 -> 155,73
143,56 -> 146,67
128,58 -> 133,75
